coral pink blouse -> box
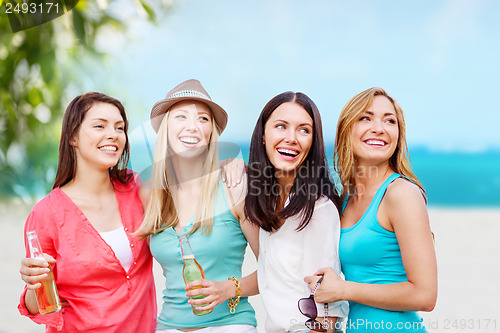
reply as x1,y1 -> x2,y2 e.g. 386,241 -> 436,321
18,176 -> 156,332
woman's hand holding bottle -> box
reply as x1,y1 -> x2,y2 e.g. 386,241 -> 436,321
185,279 -> 236,311
20,253 -> 56,290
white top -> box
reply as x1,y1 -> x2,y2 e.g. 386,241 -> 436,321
99,227 -> 134,272
257,196 -> 349,333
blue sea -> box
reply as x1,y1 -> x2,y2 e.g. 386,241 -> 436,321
404,147 -> 500,207
235,143 -> 500,207
130,141 -> 500,207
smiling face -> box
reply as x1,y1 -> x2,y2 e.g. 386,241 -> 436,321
166,100 -> 213,159
71,102 -> 126,171
351,95 -> 399,166
263,102 -> 314,178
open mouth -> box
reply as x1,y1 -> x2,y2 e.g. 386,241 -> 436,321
364,139 -> 387,147
179,136 -> 200,145
98,145 -> 118,152
277,148 -> 299,158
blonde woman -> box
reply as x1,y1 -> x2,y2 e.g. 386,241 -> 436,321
306,87 -> 437,332
136,80 -> 259,333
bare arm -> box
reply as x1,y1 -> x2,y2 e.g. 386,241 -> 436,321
186,179 -> 259,311
309,180 -> 437,312
221,157 -> 246,188
186,225 -> 258,311
236,215 -> 260,297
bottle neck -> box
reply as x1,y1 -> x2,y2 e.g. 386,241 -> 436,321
179,235 -> 195,259
27,232 -> 46,261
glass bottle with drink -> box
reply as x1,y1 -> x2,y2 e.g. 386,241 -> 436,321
179,234 -> 212,316
26,230 -> 61,315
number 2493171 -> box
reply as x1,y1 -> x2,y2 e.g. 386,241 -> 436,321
5,2 -> 60,14
443,318 -> 497,330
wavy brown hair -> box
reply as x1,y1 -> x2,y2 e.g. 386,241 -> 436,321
245,91 -> 341,232
53,92 -> 131,188
334,87 -> 425,199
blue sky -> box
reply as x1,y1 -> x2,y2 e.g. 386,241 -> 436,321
76,0 -> 499,152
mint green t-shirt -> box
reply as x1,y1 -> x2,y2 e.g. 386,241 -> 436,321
150,182 -> 256,330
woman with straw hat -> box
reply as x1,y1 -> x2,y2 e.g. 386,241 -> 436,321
136,79 -> 259,333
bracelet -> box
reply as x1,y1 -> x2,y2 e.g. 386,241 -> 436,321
227,277 -> 241,314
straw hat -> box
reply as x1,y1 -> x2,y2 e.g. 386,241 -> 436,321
150,79 -> 228,133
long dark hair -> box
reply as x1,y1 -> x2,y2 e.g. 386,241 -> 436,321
53,92 -> 131,189
245,91 -> 340,232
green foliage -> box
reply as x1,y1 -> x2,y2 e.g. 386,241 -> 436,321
0,13 -> 62,198
0,0 -> 168,199
139,0 -> 157,24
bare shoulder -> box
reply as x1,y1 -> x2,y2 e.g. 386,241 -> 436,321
381,177 -> 428,230
385,177 -> 425,207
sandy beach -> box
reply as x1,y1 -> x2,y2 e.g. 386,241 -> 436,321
1,201 -> 499,333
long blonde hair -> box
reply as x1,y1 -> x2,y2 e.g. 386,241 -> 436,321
334,87 -> 425,199
136,110 -> 221,239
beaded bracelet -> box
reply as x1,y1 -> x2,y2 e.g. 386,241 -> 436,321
227,277 -> 241,314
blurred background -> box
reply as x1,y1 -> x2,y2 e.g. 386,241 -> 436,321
1,0 -> 499,332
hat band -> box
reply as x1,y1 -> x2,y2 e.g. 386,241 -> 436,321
168,89 -> 210,100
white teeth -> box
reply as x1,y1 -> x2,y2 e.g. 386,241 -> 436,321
180,137 -> 200,144
99,146 -> 117,151
365,140 -> 385,146
277,148 -> 299,156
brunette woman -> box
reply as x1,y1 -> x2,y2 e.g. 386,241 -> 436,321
18,92 -> 156,332
245,91 -> 348,333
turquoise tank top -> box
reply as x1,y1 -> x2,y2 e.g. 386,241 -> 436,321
339,173 -> 427,332
150,181 -> 257,330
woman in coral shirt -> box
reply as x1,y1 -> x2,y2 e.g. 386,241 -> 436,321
18,92 -> 156,332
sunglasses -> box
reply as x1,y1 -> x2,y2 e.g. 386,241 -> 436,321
298,276 -> 328,332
